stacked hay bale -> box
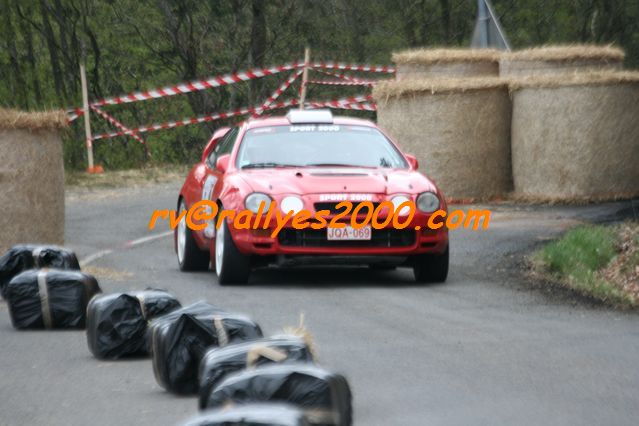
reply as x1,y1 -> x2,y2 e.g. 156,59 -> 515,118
374,78 -> 512,199
393,48 -> 500,80
0,109 -> 68,253
509,72 -> 639,200
500,45 -> 624,77
378,48 -> 512,199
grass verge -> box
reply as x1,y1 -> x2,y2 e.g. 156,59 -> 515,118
531,222 -> 639,308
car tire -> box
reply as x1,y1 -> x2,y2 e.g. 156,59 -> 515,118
214,217 -> 251,285
412,246 -> 449,283
176,200 -> 210,271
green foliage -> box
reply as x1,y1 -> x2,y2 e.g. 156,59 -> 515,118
534,224 -> 634,306
540,225 -> 616,278
2,0 -> 638,170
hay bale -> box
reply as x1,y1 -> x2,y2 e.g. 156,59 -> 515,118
500,45 -> 624,77
510,72 -> 639,200
0,109 -> 68,253
0,108 -> 68,131
374,78 -> 512,199
392,48 -> 500,80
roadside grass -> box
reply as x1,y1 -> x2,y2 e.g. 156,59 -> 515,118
65,164 -> 190,189
531,222 -> 639,308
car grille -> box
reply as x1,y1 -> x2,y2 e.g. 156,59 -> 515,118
314,202 -> 382,215
278,228 -> 416,248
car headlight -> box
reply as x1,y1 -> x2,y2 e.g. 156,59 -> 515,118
245,193 -> 273,214
416,192 -> 440,213
280,195 -> 304,214
391,195 -> 412,216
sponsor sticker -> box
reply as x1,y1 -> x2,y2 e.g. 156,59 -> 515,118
202,176 -> 218,238
319,193 -> 373,202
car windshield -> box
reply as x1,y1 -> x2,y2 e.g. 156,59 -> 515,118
236,124 -> 407,169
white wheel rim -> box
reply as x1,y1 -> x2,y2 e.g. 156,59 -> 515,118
215,220 -> 225,276
177,203 -> 186,264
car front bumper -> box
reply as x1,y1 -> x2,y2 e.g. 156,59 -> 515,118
228,214 -> 448,257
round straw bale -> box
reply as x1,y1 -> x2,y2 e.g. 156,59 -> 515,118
0,109 -> 67,253
392,48 -> 500,80
500,45 -> 624,77
510,72 -> 639,200
374,78 -> 512,199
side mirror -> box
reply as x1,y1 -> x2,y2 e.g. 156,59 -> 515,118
215,154 -> 231,173
405,154 -> 419,170
202,126 -> 231,163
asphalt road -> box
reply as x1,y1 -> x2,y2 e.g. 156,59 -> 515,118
1,182 -> 638,426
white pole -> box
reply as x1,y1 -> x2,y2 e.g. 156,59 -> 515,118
80,63 -> 94,171
298,47 -> 310,110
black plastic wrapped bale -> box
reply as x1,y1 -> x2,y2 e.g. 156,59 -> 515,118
86,290 -> 181,359
6,269 -> 101,329
0,245 -> 80,299
203,364 -> 352,426
198,334 -> 315,409
182,404 -> 311,426
149,301 -> 263,394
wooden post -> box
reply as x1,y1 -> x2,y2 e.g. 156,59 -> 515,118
298,47 -> 310,110
80,63 -> 94,171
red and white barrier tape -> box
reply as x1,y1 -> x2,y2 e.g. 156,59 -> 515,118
307,79 -> 376,86
68,107 -> 84,122
307,101 -> 377,111
90,105 -> 146,145
92,99 -> 300,140
312,69 -> 366,83
89,62 -> 304,108
67,60 -> 392,123
91,94 -> 374,141
312,94 -> 373,105
311,69 -> 387,85
311,62 -> 395,74
305,94 -> 376,111
253,69 -> 303,117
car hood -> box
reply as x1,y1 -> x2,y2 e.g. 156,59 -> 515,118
237,167 -> 437,195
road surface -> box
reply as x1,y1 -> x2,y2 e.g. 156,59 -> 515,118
0,182 -> 637,426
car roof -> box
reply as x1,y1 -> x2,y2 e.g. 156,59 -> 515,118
243,112 -> 376,130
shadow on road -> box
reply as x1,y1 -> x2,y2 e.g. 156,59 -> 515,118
240,265 -> 447,289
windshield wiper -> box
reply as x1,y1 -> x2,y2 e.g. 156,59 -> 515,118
242,162 -> 298,169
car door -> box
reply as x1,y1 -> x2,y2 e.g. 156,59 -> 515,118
199,127 -> 240,240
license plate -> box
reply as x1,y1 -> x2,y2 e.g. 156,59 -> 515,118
327,225 -> 372,241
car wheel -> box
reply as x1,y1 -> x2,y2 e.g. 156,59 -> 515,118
176,200 -> 210,271
214,217 -> 250,285
412,246 -> 449,283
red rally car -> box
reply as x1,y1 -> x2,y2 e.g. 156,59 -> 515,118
175,109 -> 449,284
